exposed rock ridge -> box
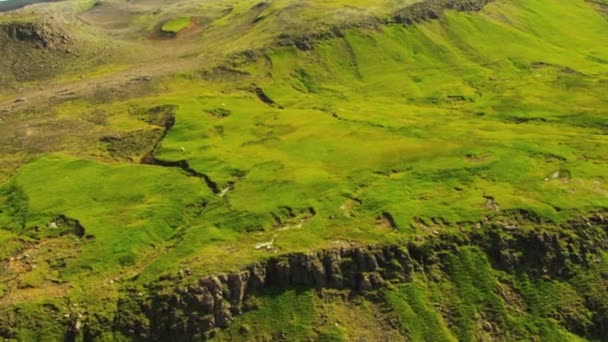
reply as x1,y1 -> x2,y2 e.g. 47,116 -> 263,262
0,22 -> 70,50
115,213 -> 608,340
116,245 -> 413,340
276,0 -> 497,52
391,0 -> 496,25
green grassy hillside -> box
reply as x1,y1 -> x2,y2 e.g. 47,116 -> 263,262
214,244 -> 608,341
0,0 -> 607,340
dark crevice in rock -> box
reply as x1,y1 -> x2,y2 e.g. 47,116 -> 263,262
142,155 -> 221,195
139,105 -> 221,195
51,215 -> 86,238
150,159 -> 219,195
271,206 -> 316,230
377,211 -> 399,230
252,86 -> 283,109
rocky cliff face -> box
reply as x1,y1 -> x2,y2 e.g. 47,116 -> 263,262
391,0 -> 496,24
0,21 -> 75,86
275,0 -> 497,53
116,245 -> 414,340
114,213 -> 608,341
1,22 -> 70,50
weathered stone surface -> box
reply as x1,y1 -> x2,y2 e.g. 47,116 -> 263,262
246,263 -> 266,292
228,272 -> 248,305
114,213 -> 608,341
392,0 -> 496,25
1,22 -> 70,50
120,244 -> 415,340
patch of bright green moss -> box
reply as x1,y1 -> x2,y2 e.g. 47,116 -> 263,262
161,17 -> 190,33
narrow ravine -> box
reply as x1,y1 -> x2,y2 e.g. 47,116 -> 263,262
139,105 -> 221,195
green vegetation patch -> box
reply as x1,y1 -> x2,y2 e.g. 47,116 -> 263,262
216,244 -> 608,341
161,17 -> 191,33
381,245 -> 595,341
1,0 -> 608,339
220,288 -> 316,341
3,154 -> 213,277
385,283 -> 457,341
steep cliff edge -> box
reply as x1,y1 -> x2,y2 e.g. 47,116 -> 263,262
109,213 -> 608,341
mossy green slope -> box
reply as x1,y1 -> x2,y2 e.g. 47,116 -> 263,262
0,0 -> 607,340
215,245 -> 608,341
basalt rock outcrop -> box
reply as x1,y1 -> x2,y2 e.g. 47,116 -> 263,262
1,22 -> 70,50
391,0 -> 496,25
276,0 -> 497,52
116,245 -> 413,340
114,213 -> 608,341
0,21 -> 75,85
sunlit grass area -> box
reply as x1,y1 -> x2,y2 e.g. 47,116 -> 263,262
161,17 -> 191,33
0,0 -> 607,339
1,0 -> 606,281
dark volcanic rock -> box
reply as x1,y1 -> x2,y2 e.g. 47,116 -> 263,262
391,0 -> 496,25
1,22 -> 70,50
116,245 -> 414,340
111,212 -> 608,341
272,0 -> 497,52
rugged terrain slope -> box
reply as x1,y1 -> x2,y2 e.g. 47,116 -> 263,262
0,0 -> 607,340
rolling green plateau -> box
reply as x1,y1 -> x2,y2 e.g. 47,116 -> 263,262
0,0 -> 608,340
